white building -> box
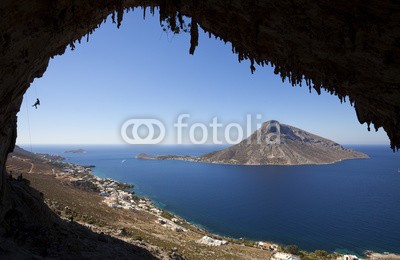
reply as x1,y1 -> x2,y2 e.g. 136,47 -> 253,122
197,236 -> 228,246
342,255 -> 358,260
271,252 -> 295,260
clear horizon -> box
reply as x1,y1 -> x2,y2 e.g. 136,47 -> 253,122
16,10 -> 389,146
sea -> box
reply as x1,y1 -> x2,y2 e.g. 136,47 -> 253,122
22,144 -> 400,255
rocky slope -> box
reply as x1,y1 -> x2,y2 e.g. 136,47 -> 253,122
4,146 -> 276,259
139,121 -> 369,165
3,149 -> 160,259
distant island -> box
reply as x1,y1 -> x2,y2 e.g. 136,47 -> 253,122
65,149 -> 86,154
136,120 -> 369,165
79,164 -> 96,168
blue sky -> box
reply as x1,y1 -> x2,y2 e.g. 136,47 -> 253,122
16,9 -> 388,145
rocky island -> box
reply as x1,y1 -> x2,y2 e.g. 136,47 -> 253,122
65,149 -> 87,154
137,121 -> 369,165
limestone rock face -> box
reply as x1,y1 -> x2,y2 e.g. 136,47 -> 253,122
0,0 -> 399,236
199,121 -> 369,165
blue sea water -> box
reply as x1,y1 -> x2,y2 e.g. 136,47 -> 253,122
23,144 -> 400,255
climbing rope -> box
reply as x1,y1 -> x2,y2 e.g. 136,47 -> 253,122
34,83 -> 40,102
25,84 -> 41,152
25,96 -> 33,153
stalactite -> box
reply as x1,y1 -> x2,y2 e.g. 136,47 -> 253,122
169,16 -> 177,33
177,12 -> 184,29
111,10 -> 116,24
116,2 -> 124,29
189,18 -> 198,55
250,58 -> 256,74
314,85 -> 321,95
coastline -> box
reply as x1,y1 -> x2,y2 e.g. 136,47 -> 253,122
7,147 -> 400,259
57,158 -> 397,259
135,152 -> 369,166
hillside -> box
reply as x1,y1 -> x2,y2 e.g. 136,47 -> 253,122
138,121 -> 369,165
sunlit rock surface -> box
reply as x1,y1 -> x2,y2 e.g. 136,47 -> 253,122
140,121 -> 369,165
199,121 -> 369,165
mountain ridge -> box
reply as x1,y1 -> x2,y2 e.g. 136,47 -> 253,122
136,121 -> 369,165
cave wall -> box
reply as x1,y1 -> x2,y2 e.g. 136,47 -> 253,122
1,0 -> 399,221
0,0 -> 132,224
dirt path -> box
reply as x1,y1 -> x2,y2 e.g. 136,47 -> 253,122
21,158 -> 34,173
10,156 -> 34,173
28,162 -> 34,173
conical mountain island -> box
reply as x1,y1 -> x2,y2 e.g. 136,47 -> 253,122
136,121 -> 369,165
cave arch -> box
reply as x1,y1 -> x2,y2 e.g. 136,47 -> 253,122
1,0 -> 400,223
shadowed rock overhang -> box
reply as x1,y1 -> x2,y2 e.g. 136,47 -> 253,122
1,0 -> 400,153
1,1 -> 400,183
0,0 -> 399,247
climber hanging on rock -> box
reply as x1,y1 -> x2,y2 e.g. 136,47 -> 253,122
32,98 -> 40,109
